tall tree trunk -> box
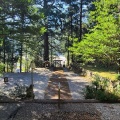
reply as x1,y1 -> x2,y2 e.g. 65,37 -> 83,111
11,49 -> 14,72
67,35 -> 70,66
7,53 -> 9,72
50,36 -> 52,63
25,44 -> 28,72
44,32 -> 49,61
20,43 -> 22,72
43,0 -> 49,61
3,37 -> 5,72
79,0 -> 83,42
70,1 -> 74,63
20,6 -> 24,72
2,14 -> 5,72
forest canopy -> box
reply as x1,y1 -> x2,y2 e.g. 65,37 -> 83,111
69,0 -> 120,65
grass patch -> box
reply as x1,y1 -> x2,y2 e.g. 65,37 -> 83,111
83,65 -> 118,81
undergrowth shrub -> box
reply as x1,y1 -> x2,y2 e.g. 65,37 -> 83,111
0,62 -> 5,75
9,84 -> 27,99
85,74 -> 120,102
116,74 -> 120,81
9,84 -> 34,99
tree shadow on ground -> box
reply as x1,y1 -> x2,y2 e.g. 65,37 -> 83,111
0,95 -> 22,120
0,70 -> 51,100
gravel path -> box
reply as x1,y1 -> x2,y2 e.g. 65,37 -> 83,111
94,103 -> 120,120
0,68 -> 52,99
8,103 -> 101,120
0,68 -> 89,100
0,68 -> 120,120
0,103 -> 120,120
0,103 -> 21,120
63,68 -> 90,99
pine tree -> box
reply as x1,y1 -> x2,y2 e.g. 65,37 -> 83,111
69,0 -> 119,66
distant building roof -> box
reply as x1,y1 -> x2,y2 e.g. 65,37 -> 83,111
53,59 -> 63,61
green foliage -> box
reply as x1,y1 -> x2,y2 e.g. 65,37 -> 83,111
70,0 -> 120,64
0,0 -> 46,71
9,84 -> 27,99
39,27 -> 46,34
26,84 -> 34,99
92,74 -> 110,90
85,74 -> 120,102
84,85 -> 96,99
95,89 -> 119,102
116,74 -> 120,81
9,84 -> 34,99
0,63 -> 5,74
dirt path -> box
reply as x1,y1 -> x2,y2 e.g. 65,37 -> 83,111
44,70 -> 72,99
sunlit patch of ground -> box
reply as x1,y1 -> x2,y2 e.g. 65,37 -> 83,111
83,66 -> 117,81
93,71 -> 117,81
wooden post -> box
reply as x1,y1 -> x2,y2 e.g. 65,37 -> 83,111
31,68 -> 33,86
30,61 -> 35,85
30,67 -> 34,99
58,82 -> 60,109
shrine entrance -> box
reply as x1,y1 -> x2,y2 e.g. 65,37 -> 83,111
53,60 -> 63,67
